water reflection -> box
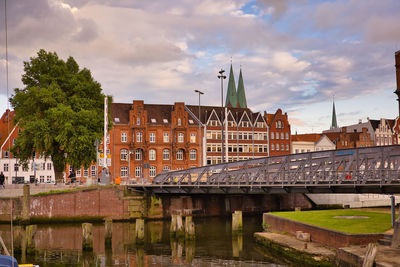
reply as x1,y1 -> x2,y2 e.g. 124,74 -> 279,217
0,216 -> 285,266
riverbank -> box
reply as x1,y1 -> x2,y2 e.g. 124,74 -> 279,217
255,231 -> 400,267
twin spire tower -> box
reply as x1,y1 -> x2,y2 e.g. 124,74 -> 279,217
225,65 -> 247,108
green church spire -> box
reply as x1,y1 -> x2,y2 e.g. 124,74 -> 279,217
331,100 -> 338,129
225,64 -> 238,108
237,68 -> 247,108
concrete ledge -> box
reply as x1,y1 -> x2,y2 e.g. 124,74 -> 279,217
263,213 -> 383,248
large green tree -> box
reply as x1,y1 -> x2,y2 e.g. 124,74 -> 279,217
10,49 -> 111,183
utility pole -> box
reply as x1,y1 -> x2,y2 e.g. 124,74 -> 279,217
194,90 -> 204,167
218,69 -> 226,163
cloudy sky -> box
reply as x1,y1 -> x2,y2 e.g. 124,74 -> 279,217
1,0 -> 400,133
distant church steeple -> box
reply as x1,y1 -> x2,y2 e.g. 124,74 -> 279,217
225,64 -> 238,108
331,99 -> 338,129
237,68 -> 247,108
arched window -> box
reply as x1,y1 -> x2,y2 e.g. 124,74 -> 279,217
135,149 -> 142,160
121,149 -> 128,161
136,132 -> 142,143
178,133 -> 184,143
135,167 -> 141,178
177,150 -> 184,160
149,166 -> 156,177
121,167 -> 128,177
149,149 -> 156,161
190,149 -> 196,160
178,118 -> 182,126
163,149 -> 170,160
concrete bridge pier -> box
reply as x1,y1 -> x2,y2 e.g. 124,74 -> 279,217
170,214 -> 185,238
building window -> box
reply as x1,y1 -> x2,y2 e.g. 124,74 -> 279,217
276,144 -> 280,151
121,132 -> 127,142
190,133 -> 196,143
149,149 -> 156,161
178,133 -> 184,143
281,144 -> 284,151
190,149 -> 196,160
107,134 -> 110,144
14,164 -> 19,172
177,150 -> 184,160
271,144 -> 275,151
4,151 -> 9,158
47,163 -> 52,170
121,149 -> 128,161
270,132 -> 274,140
136,117 -> 141,125
178,118 -> 182,126
135,167 -> 141,178
121,167 -> 128,177
135,149 -> 142,160
163,166 -> 170,172
163,149 -> 170,160
40,176 -> 44,183
47,176 -> 52,182
83,168 -> 89,177
149,166 -> 156,177
150,133 -> 156,143
136,132 -> 142,143
281,132 -> 284,139
286,144 -> 289,151
286,133 -> 289,140
163,133 -> 169,143
91,166 -> 96,177
76,169 -> 81,177
4,164 -> 8,172
276,121 -> 284,129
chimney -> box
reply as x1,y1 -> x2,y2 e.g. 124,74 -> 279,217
358,119 -> 362,124
394,51 -> 400,116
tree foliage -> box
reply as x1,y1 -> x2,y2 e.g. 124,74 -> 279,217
10,49 -> 111,182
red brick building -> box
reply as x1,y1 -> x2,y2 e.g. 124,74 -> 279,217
264,109 -> 291,156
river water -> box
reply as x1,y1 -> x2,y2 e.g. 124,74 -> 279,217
0,215 -> 287,266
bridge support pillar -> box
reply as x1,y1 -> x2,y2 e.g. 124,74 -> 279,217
82,223 -> 93,252
185,216 -> 195,240
232,211 -> 243,233
104,219 -> 112,248
135,218 -> 145,244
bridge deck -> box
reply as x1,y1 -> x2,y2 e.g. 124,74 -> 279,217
129,145 -> 400,194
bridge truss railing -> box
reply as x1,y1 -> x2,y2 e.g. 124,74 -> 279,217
152,145 -> 400,187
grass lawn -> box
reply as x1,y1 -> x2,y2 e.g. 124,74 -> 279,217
269,209 -> 393,234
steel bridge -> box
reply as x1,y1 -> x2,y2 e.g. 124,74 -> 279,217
129,145 -> 400,194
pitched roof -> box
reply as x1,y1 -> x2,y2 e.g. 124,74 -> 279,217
291,133 -> 322,142
225,65 -> 238,108
237,68 -> 247,108
369,119 -> 380,130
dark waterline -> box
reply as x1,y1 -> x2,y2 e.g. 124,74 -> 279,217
0,215 -> 287,266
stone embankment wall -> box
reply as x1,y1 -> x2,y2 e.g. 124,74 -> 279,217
263,213 -> 383,248
0,185 -> 312,222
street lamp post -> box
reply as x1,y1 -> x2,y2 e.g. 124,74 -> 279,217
218,69 -> 226,163
194,90 -> 204,167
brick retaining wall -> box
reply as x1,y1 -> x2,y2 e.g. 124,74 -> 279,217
263,213 -> 383,248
